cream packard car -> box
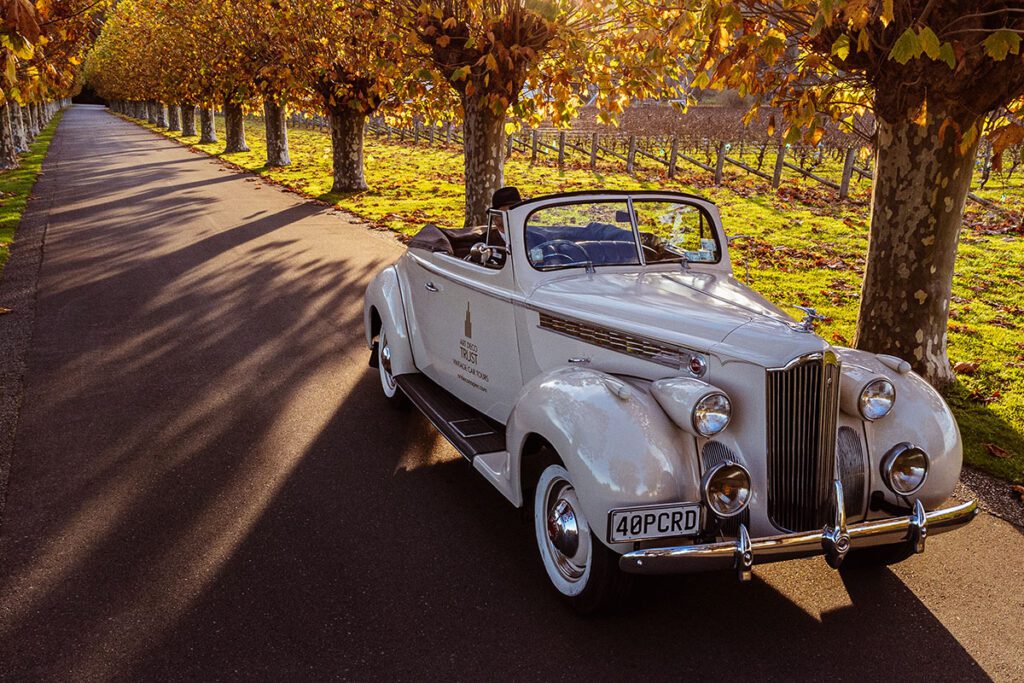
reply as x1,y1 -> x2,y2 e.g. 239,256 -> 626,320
364,190 -> 977,612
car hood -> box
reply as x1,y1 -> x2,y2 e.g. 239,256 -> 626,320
528,270 -> 828,365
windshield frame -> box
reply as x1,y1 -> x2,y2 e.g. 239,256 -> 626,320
521,195 -> 723,273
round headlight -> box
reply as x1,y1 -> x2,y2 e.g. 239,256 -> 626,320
693,392 -> 731,436
859,378 -> 895,421
701,462 -> 751,518
881,443 -> 929,495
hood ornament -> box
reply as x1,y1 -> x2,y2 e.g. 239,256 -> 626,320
793,305 -> 826,333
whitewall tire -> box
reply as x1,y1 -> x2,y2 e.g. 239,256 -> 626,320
377,330 -> 407,407
533,463 -> 630,613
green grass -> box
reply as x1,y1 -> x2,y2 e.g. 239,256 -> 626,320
0,112 -> 63,273
132,112 -> 1024,485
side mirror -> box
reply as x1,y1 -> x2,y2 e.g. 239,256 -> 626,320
469,242 -> 493,264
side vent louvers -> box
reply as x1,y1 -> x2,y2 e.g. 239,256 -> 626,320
836,426 -> 867,519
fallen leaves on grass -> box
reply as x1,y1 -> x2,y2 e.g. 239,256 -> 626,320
953,361 -> 981,375
985,443 -> 1012,459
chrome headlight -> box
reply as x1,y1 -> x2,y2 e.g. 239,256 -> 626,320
881,443 -> 929,495
859,378 -> 895,421
692,392 -> 731,437
701,462 -> 751,518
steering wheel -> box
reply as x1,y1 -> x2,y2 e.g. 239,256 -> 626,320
535,239 -> 592,267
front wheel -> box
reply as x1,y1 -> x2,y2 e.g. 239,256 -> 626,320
533,463 -> 630,614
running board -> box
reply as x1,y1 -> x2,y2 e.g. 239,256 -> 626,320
395,374 -> 506,460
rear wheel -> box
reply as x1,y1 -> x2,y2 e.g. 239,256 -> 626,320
377,330 -> 408,408
533,463 -> 630,614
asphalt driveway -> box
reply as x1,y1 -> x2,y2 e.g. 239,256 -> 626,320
0,105 -> 1020,681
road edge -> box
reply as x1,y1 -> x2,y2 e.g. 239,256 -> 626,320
0,110 -> 66,536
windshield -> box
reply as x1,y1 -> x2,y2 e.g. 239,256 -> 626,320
524,198 -> 720,271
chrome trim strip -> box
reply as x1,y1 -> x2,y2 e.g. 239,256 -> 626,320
535,310 -> 705,372
619,498 -> 978,576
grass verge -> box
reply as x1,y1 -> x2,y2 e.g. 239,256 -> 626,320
0,112 -> 63,274
130,112 -> 1024,486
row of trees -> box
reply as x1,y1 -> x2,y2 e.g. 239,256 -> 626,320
85,0 -> 683,225
0,1 -> 106,169
85,0 -> 1024,387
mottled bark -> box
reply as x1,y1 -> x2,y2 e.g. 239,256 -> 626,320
155,102 -> 167,128
167,104 -> 181,131
11,103 -> 27,153
263,98 -> 290,166
146,100 -> 158,125
328,106 -> 367,192
461,94 -> 505,227
854,113 -> 979,388
181,104 -> 197,137
199,108 -> 217,144
25,102 -> 37,138
223,100 -> 249,153
0,104 -> 19,169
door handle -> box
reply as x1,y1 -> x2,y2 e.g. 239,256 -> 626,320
424,282 -> 439,292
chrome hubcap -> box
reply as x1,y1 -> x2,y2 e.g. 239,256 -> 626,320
547,498 -> 579,557
542,479 -> 590,583
380,342 -> 393,376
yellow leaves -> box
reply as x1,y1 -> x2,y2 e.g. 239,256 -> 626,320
912,98 -> 927,127
442,16 -> 457,30
889,27 -> 921,64
989,123 -> 1024,156
915,26 -> 939,60
841,0 -> 871,30
484,52 -> 497,73
436,35 -> 450,48
880,0 -> 894,28
831,34 -> 850,61
983,30 -> 1021,62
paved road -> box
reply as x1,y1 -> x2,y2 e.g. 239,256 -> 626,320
0,105 -> 1021,681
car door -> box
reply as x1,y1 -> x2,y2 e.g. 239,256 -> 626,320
404,248 -> 523,423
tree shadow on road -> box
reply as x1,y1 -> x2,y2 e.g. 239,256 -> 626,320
0,105 -> 994,681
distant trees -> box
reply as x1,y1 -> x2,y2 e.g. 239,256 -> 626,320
0,0 -> 102,169
86,0 -> 684,223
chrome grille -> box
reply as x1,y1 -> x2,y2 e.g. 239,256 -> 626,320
837,426 -> 867,519
537,312 -> 699,370
766,353 -> 841,532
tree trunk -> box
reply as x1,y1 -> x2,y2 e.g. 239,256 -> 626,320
26,102 -> 37,138
167,103 -> 181,131
11,103 -> 27,153
199,107 -> 217,144
461,94 -> 505,226
155,102 -> 167,128
328,106 -> 367,192
223,100 -> 249,153
0,104 -> 19,170
146,100 -> 157,125
263,97 -> 290,166
181,103 -> 197,137
854,113 -> 979,388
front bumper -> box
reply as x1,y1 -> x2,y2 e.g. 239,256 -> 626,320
619,481 -> 978,580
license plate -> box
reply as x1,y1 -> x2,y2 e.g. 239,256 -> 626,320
608,503 -> 702,543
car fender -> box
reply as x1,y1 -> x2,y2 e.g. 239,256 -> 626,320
835,347 -> 961,509
506,366 -> 702,553
364,265 -> 416,376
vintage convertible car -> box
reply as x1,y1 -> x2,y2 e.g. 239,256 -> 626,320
363,190 -> 977,612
